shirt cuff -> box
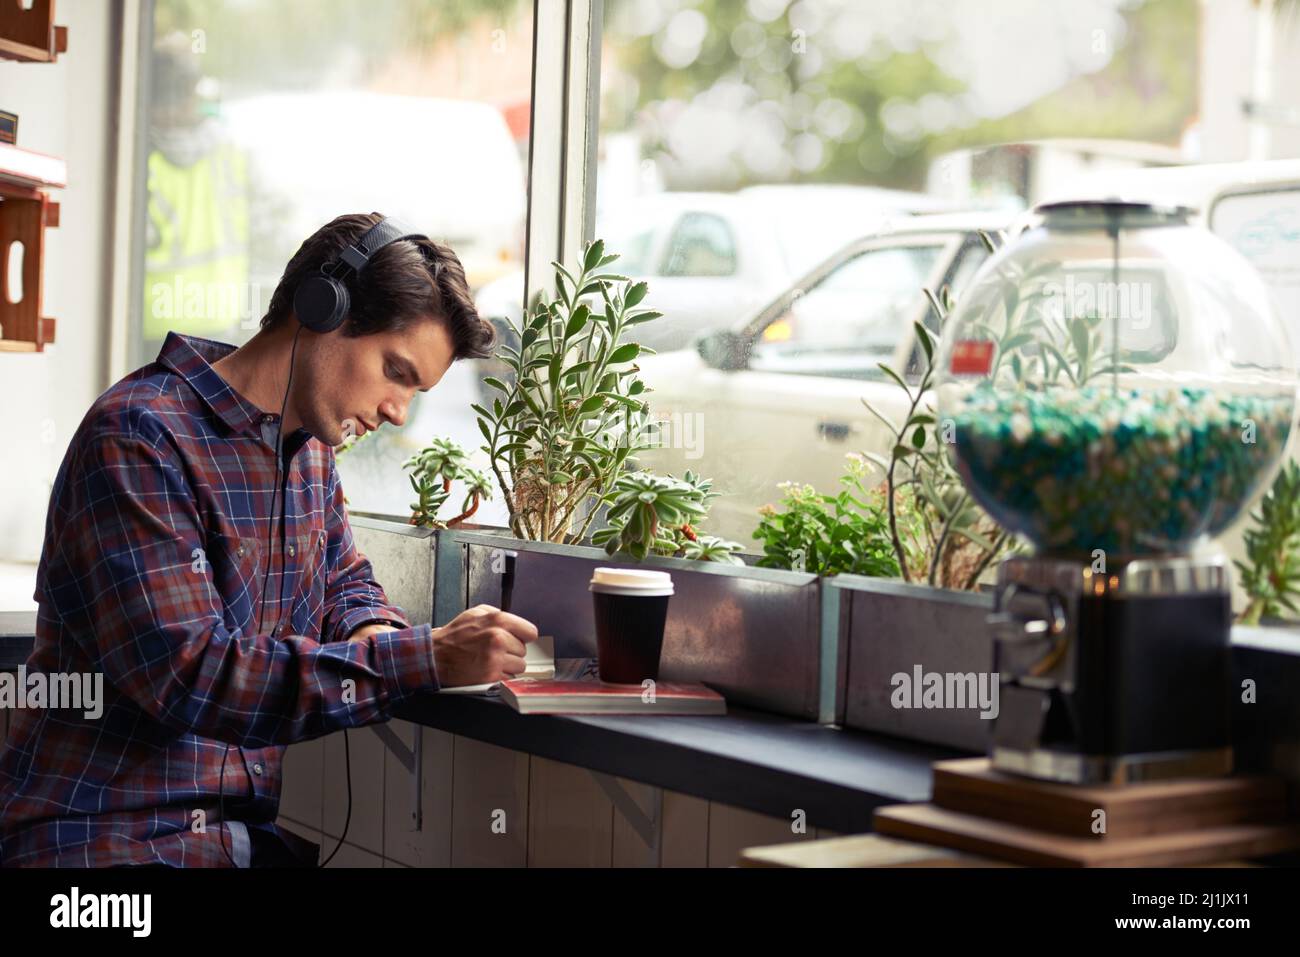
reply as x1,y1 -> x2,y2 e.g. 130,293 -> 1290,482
372,623 -> 440,698
332,604 -> 412,644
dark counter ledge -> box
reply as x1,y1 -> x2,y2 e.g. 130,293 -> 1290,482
393,693 -> 961,834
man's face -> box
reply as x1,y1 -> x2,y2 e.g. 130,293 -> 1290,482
294,315 -> 456,446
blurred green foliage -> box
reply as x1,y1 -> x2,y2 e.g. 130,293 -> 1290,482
155,0 -> 1198,192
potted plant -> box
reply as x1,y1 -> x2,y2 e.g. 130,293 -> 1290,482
752,454 -> 902,578
474,240 -> 660,544
860,282 -> 1016,591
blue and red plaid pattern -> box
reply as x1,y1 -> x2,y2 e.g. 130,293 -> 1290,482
0,332 -> 439,867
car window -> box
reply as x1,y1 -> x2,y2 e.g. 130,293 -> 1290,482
916,240 -> 989,341
948,242 -> 990,301
660,212 -> 738,277
748,244 -> 945,378
603,227 -> 655,276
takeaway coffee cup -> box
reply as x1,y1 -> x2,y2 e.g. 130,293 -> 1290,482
589,567 -> 674,684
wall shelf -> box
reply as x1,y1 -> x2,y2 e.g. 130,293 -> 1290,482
0,177 -> 60,351
0,61 -> 67,353
0,0 -> 67,63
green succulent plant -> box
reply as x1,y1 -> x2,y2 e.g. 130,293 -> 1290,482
592,470 -> 744,564
1236,460 -> 1300,626
403,437 -> 494,528
681,534 -> 746,564
405,437 -> 469,492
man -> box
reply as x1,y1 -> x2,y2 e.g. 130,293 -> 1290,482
0,212 -> 537,867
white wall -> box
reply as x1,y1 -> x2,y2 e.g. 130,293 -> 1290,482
0,0 -> 119,563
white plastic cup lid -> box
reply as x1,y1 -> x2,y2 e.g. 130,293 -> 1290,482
589,567 -> 674,596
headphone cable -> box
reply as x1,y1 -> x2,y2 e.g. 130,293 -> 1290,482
222,325 -> 353,868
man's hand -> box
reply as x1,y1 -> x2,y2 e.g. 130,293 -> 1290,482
432,604 -> 539,687
346,622 -> 399,642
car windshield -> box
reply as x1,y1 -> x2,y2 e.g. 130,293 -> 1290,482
749,243 -> 946,378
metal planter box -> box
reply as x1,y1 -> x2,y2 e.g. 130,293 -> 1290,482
348,513 -> 437,629
831,575 -> 995,753
1231,625 -> 1300,786
434,528 -> 824,720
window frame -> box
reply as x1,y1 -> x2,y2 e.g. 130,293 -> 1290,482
524,0 -> 603,308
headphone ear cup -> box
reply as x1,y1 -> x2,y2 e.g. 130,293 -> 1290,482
293,276 -> 349,334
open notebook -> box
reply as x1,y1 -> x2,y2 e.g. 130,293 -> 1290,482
499,677 -> 727,715
439,640 -> 726,715
437,636 -> 560,695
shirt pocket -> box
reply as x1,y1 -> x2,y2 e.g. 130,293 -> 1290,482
210,533 -> 264,635
287,528 -> 328,640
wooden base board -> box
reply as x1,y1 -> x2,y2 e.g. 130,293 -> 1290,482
873,802 -> 1300,867
738,833 -> 1013,868
932,758 -> 1288,840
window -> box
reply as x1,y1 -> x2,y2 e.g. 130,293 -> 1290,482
139,0 -> 533,522
132,0 -> 1218,530
597,0 -> 1204,541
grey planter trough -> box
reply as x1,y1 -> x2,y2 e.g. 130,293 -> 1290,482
830,575 -> 995,753
434,527 -> 825,720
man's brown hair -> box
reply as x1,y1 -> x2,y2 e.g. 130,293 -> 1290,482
262,212 -> 494,359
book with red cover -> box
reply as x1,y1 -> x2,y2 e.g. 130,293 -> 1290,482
499,678 -> 726,715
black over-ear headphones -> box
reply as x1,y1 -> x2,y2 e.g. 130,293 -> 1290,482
293,215 -> 430,334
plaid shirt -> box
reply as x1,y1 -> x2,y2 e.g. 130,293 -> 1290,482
0,332 -> 440,867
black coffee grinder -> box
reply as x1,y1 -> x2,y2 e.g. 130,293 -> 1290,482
989,555 -> 1232,783
936,201 -> 1297,784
